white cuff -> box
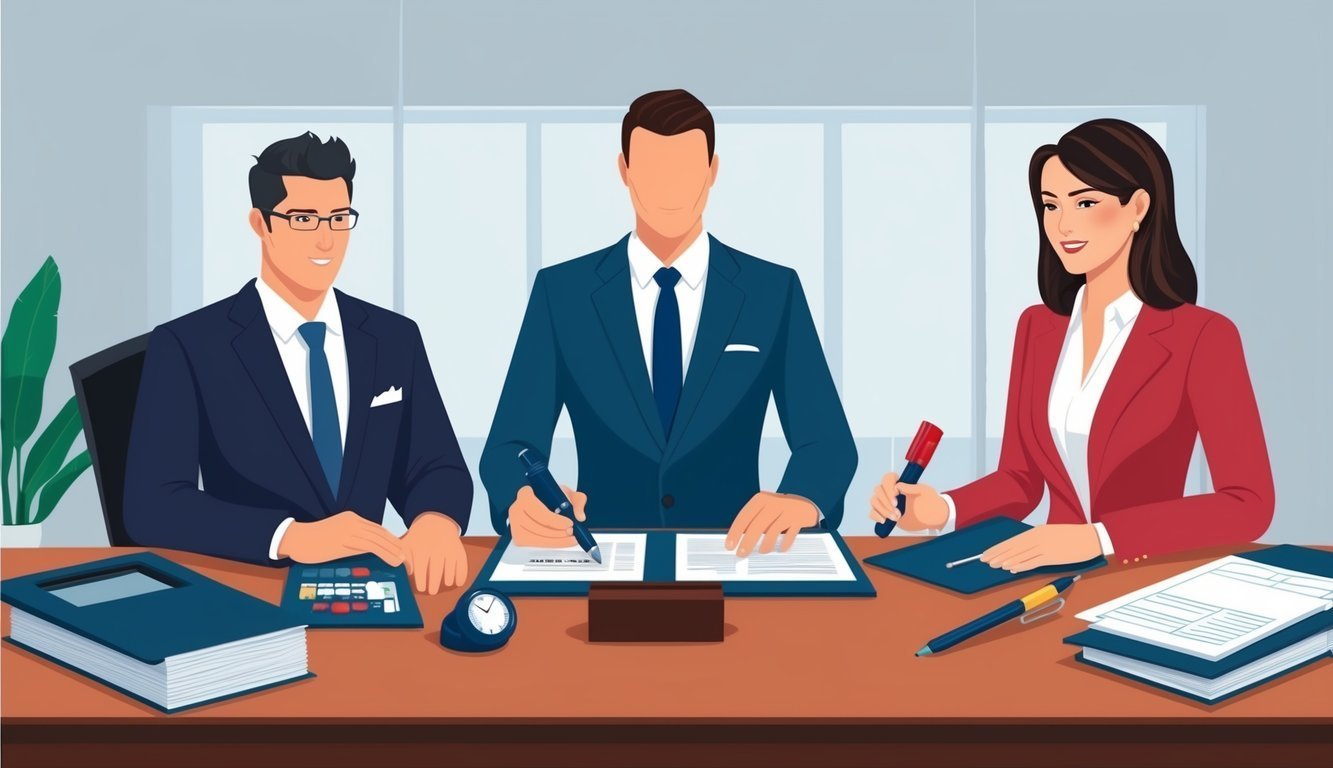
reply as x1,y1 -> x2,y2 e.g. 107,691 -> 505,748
269,517 -> 296,561
928,493 -> 958,536
1093,521 -> 1115,555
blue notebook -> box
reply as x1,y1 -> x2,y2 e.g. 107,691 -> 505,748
473,530 -> 877,597
1,552 -> 312,713
1065,545 -> 1333,704
861,517 -> 1107,594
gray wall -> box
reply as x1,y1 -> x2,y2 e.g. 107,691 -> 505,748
3,0 -> 1329,545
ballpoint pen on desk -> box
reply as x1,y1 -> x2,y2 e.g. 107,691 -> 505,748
915,575 -> 1080,656
518,447 -> 603,564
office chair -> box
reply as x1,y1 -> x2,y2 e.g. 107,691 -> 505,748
70,333 -> 150,547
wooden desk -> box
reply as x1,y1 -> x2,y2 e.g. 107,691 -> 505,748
2,539 -> 1330,768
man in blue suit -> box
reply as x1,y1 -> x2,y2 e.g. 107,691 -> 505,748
481,90 -> 856,556
125,132 -> 471,593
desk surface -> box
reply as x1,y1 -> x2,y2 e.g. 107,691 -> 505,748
3,538 -> 1331,767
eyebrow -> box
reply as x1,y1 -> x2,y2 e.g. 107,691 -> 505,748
1067,188 -> 1098,196
1041,191 -> 1057,198
283,208 -> 318,214
330,207 -> 352,213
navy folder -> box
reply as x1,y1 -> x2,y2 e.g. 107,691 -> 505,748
1,552 -> 312,712
473,530 -> 877,597
1064,545 -> 1333,703
861,517 -> 1107,594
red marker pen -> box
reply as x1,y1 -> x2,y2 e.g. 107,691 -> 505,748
875,421 -> 943,538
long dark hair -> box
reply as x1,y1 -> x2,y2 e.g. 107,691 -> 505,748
1029,119 -> 1197,315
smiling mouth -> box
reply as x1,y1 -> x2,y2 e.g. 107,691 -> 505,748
310,258 -> 333,266
1060,240 -> 1088,254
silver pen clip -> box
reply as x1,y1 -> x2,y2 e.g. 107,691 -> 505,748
1019,596 -> 1066,625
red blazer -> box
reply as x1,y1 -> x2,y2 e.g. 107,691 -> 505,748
946,301 -> 1274,562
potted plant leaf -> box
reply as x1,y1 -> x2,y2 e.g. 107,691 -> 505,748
2,256 -> 91,547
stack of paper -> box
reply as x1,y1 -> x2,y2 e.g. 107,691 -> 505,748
9,609 -> 308,711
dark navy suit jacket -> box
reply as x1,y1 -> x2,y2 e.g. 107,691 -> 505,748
481,235 -> 857,531
123,280 -> 472,565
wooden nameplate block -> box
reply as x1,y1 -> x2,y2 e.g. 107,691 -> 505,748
587,582 -> 724,642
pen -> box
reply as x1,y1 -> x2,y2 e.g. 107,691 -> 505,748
875,421 -> 944,538
517,447 -> 602,564
945,554 -> 983,569
915,574 -> 1081,656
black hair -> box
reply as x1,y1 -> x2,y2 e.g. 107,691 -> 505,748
249,132 -> 356,230
1029,119 -> 1197,314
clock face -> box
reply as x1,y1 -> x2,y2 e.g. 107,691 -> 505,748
466,592 -> 512,636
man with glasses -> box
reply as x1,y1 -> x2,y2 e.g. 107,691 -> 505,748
125,132 -> 472,594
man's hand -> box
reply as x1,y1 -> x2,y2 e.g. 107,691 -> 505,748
724,492 -> 819,557
508,485 -> 587,548
401,512 -> 468,595
277,510 -> 405,566
980,524 -> 1103,573
869,472 -> 950,531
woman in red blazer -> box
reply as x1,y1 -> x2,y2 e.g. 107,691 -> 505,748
871,119 -> 1274,572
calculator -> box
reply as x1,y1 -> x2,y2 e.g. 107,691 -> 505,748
280,555 -> 423,628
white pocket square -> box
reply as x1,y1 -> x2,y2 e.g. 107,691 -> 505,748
724,344 -> 760,353
370,386 -> 403,407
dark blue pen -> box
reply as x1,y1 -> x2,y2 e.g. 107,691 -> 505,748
915,575 -> 1081,656
517,447 -> 602,564
875,421 -> 943,537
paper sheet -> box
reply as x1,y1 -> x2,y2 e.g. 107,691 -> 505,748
490,533 -> 647,582
1076,555 -> 1333,660
674,532 -> 856,582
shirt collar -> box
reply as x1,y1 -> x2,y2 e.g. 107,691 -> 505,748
1072,284 -> 1144,331
255,277 -> 343,344
627,230 -> 710,291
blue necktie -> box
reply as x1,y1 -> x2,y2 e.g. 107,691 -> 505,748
298,322 -> 343,496
652,268 -> 683,437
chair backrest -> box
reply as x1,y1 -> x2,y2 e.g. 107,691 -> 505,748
69,334 -> 150,547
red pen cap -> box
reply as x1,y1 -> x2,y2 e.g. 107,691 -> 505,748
905,421 -> 944,467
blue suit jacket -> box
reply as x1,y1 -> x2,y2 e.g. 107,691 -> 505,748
481,234 -> 857,531
123,280 -> 472,564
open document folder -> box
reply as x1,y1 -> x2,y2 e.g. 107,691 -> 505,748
475,530 -> 876,597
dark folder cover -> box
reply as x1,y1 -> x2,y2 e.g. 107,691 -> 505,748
0,552 -> 306,664
861,517 -> 1107,594
1064,545 -> 1333,702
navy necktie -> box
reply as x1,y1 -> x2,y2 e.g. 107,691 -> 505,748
652,268 -> 683,437
298,322 -> 343,496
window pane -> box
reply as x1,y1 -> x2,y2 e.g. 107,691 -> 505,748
842,123 -> 973,438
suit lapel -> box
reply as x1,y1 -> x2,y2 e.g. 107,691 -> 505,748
335,291 -> 377,505
1088,306 -> 1172,496
664,238 -> 744,462
591,237 -> 667,454
1027,310 -> 1081,507
228,282 -> 335,513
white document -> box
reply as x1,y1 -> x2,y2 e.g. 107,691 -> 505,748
674,532 -> 856,582
491,533 -> 647,582
1077,556 -> 1333,660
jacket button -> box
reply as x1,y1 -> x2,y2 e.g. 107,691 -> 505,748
662,495 -> 675,508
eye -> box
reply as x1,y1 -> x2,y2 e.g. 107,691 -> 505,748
294,215 -> 312,223
1043,203 -> 1057,212
1076,199 -> 1098,209
332,215 -> 345,222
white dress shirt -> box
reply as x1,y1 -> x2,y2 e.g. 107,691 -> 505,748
939,286 -> 1140,555
627,229 -> 710,381
254,277 -> 350,560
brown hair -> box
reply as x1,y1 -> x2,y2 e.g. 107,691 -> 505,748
621,89 -> 715,165
1029,119 -> 1198,315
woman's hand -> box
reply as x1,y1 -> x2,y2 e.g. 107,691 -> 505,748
980,524 -> 1103,573
869,472 -> 950,531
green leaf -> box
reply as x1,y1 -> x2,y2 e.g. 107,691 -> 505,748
32,450 -> 90,525
2,256 -> 61,455
21,395 -> 82,500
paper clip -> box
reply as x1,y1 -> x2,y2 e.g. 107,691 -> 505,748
1019,596 -> 1066,625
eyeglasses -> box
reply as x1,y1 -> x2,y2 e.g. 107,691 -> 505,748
264,209 -> 359,231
